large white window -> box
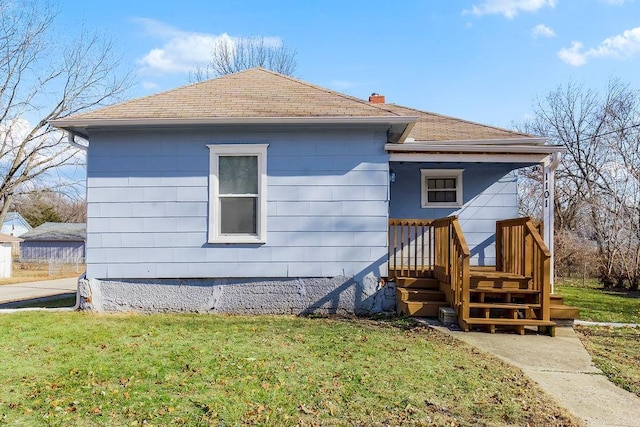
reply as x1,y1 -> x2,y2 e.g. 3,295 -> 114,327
208,144 -> 268,243
421,169 -> 464,208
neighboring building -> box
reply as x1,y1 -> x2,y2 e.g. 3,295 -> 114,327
1,212 -> 32,237
0,233 -> 22,278
19,222 -> 86,262
50,68 -> 566,332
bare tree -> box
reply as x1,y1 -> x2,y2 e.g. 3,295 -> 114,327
189,36 -> 297,82
521,79 -> 640,289
12,189 -> 85,227
0,0 -> 130,225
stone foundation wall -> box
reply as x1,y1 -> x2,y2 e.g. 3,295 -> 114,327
77,276 -> 396,315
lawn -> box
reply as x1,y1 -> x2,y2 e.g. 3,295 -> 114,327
555,278 -> 640,399
574,326 -> 640,398
0,313 -> 580,426
555,278 -> 640,323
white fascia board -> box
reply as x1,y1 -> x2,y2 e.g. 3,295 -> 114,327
408,137 -> 548,145
389,152 -> 552,163
50,115 -> 419,132
384,143 -> 565,154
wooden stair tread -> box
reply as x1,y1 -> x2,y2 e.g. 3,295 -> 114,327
470,271 -> 529,279
469,302 -> 540,309
398,300 -> 449,317
470,288 -> 539,294
464,318 -> 556,326
395,277 -> 440,289
397,288 -> 445,302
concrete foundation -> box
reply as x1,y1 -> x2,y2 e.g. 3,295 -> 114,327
77,275 -> 396,315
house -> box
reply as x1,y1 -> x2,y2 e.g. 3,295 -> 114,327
19,222 -> 86,262
1,211 -> 32,237
0,233 -> 22,278
50,68 -> 570,333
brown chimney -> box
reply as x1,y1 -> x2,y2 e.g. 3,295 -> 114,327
369,93 -> 385,104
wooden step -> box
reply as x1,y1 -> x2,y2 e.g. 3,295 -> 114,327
550,294 -> 564,305
470,266 -> 497,272
396,288 -> 446,302
468,302 -> 540,320
470,272 -> 531,289
468,302 -> 539,309
464,318 -> 555,326
397,300 -> 450,317
550,305 -> 580,320
462,318 -> 556,336
470,288 -> 540,295
395,277 -> 439,289
469,288 -> 540,305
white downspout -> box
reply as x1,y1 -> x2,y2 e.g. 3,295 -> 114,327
542,152 -> 561,294
67,131 -> 88,310
67,132 -> 88,151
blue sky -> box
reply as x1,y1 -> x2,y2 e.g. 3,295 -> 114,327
58,0 -> 640,129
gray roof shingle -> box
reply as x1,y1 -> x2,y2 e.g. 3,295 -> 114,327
19,222 -> 86,242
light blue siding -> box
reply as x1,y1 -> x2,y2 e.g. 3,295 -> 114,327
86,128 -> 389,279
389,162 -> 532,266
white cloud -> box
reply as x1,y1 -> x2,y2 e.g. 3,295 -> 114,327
464,0 -> 557,19
133,18 -> 283,76
558,41 -> 587,66
558,27 -> 640,66
532,23 -> 556,38
602,0 -> 633,4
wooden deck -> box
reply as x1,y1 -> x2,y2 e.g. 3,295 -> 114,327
389,217 -> 579,335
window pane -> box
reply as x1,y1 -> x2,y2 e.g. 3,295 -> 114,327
427,179 -> 436,189
428,190 -> 457,203
219,156 -> 258,194
444,191 -> 457,202
444,178 -> 456,189
220,197 -> 256,234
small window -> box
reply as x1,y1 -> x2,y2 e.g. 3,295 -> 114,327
421,169 -> 463,208
208,144 -> 268,243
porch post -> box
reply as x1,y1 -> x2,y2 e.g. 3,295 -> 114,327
542,152 -> 561,293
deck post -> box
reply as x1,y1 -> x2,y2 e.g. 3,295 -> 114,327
542,153 -> 561,293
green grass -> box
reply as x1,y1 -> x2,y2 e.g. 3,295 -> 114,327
555,278 -> 640,398
0,313 -> 580,426
575,326 -> 640,397
555,278 -> 640,323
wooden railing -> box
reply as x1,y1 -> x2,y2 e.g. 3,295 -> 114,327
432,217 -> 470,319
389,217 -> 470,318
388,219 -> 434,278
495,217 -> 551,321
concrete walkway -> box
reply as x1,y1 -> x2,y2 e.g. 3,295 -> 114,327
432,324 -> 640,427
0,277 -> 77,305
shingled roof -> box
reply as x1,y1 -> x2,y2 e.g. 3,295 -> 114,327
52,67 -> 412,120
51,67 -> 545,145
20,222 -> 86,242
382,104 -> 535,142
51,68 -> 417,142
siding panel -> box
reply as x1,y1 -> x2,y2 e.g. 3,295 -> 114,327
86,128 -> 389,279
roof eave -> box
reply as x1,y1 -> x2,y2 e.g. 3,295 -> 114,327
385,142 -> 565,154
402,137 -> 548,145
50,116 -> 419,140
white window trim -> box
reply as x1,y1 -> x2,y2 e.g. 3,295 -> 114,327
208,144 -> 268,244
420,169 -> 464,208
